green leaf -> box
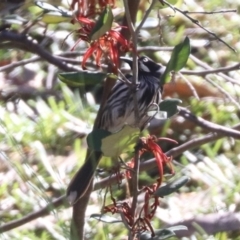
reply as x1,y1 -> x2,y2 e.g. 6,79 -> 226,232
58,71 -> 107,86
87,129 -> 111,152
159,99 -> 182,118
90,5 -> 113,41
41,11 -> 72,23
154,229 -> 176,239
161,37 -> 191,84
155,176 -> 190,197
101,125 -> 140,157
140,229 -> 175,240
169,37 -> 191,71
90,214 -> 122,223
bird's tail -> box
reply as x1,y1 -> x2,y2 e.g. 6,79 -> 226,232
67,150 -> 102,205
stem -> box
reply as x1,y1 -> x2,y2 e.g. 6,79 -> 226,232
123,0 -> 139,123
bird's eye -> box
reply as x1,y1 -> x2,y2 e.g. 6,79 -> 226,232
143,58 -> 148,62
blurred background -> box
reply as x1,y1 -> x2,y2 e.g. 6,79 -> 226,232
0,0 -> 240,239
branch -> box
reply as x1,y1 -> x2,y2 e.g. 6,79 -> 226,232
0,196 -> 66,232
165,212 -> 240,237
138,46 -> 240,86
122,1 -> 140,238
204,76 -> 240,109
135,0 -> 158,33
0,30 -> 80,72
182,63 -> 240,79
162,0 -> 236,52
123,0 -> 139,123
189,54 -> 240,86
1,122 -> 240,233
182,9 -> 237,14
178,72 -> 200,100
178,107 -> 240,139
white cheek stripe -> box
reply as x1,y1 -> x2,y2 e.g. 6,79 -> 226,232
139,62 -> 150,72
156,66 -> 166,74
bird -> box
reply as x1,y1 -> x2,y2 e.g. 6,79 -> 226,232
67,56 -> 166,205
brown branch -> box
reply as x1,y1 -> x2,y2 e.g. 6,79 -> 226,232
122,1 -> 158,238
178,72 -> 200,100
182,9 -> 237,14
1,122 -> 240,233
182,63 -> 240,78
165,212 -> 240,237
0,196 -> 66,232
0,30 -> 80,72
178,107 -> 240,139
189,54 -> 240,86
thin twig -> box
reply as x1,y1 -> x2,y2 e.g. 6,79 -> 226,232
123,0 -> 139,123
0,122 -> 239,233
205,76 -> 240,109
182,9 -> 237,14
182,63 -> 240,77
0,196 -> 66,232
138,46 -> 240,85
189,54 -> 240,86
122,1 -> 139,238
0,51 -> 100,72
178,72 -> 200,100
135,0 -> 158,33
118,69 -> 133,86
178,107 -> 240,139
0,56 -> 40,72
162,0 -> 236,52
1,122 -> 240,233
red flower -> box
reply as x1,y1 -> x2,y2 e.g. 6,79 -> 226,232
70,0 -> 116,16
72,16 -> 130,71
142,136 -> 176,185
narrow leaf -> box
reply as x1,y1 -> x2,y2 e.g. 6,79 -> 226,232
161,37 -> 190,84
42,11 -> 72,24
159,99 -> 182,118
140,229 -> 175,240
169,36 -> 190,71
90,5 -> 113,41
154,229 -> 176,239
155,176 -> 190,197
58,71 -> 107,86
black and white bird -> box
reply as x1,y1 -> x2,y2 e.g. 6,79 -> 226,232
67,56 -> 166,205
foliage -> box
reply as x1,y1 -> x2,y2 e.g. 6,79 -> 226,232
0,0 -> 240,239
